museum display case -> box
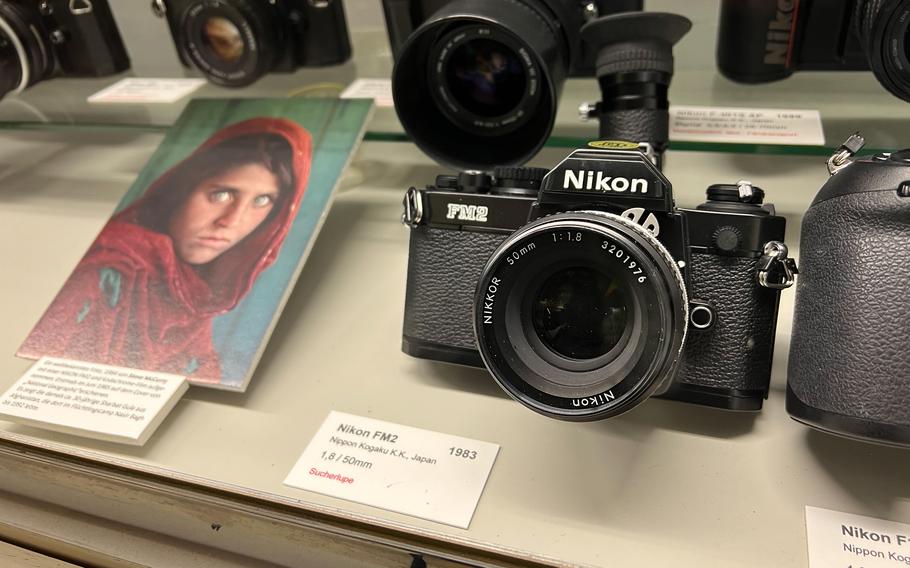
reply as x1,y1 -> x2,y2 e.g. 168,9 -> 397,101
0,1 -> 909,566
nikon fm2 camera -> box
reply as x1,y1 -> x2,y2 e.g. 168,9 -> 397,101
401,142 -> 798,420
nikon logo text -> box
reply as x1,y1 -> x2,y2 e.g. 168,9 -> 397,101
446,203 -> 488,222
764,0 -> 794,65
563,170 -> 648,193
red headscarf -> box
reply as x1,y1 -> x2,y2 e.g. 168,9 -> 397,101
19,118 -> 313,382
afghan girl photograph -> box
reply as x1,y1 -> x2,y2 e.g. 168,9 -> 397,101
18,99 -> 373,390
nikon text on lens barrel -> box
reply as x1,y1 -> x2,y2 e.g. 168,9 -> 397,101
153,0 -> 351,88
383,0 -> 646,169
0,0 -> 130,101
401,142 -> 798,421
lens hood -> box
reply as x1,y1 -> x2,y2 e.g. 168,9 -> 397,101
391,0 -> 567,169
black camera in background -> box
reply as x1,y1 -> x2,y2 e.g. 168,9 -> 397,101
0,0 -> 129,100
717,0 -> 910,102
157,0 -> 351,88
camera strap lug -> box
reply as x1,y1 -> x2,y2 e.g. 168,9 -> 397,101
69,0 -> 93,15
757,241 -> 798,290
827,133 -> 865,176
402,187 -> 424,228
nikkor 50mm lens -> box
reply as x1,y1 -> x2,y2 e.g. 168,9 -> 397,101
474,211 -> 688,421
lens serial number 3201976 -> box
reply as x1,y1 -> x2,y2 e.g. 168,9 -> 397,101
602,240 -> 647,283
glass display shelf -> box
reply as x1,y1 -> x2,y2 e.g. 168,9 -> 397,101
0,0 -> 906,156
1,127 -> 909,567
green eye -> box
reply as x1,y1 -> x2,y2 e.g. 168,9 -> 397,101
210,190 -> 231,203
253,194 -> 274,208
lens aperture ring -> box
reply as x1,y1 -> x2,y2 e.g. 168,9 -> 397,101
474,210 -> 688,421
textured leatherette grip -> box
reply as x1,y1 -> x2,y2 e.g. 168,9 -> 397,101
598,108 -> 668,150
679,253 -> 780,391
403,227 -> 507,351
789,190 -> 910,427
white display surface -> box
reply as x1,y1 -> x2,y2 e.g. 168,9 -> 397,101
0,132 -> 908,567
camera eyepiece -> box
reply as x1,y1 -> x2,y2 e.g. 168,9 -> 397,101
581,12 -> 691,157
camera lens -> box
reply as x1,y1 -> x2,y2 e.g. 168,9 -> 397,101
474,212 -> 688,421
392,0 -> 568,169
201,16 -> 244,63
445,37 -> 526,119
179,0 -> 277,88
530,267 -> 629,360
0,2 -> 54,100
856,0 -> 910,102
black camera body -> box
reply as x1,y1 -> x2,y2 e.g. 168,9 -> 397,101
788,136 -> 910,447
0,0 -> 129,99
402,143 -> 795,420
157,0 -> 351,87
717,0 -> 910,102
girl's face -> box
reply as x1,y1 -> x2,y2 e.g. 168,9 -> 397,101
168,163 -> 280,265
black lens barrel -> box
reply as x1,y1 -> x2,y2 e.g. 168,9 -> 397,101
392,0 -> 567,169
857,0 -> 910,102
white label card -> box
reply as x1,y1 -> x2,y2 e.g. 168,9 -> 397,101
670,105 -> 825,145
284,411 -> 500,528
340,79 -> 393,107
806,506 -> 910,567
88,78 -> 207,104
0,357 -> 187,445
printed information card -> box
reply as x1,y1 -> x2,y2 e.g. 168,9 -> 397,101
0,357 -> 187,445
806,506 -> 910,567
284,411 -> 500,528
88,78 -> 207,104
340,79 -> 394,107
670,105 -> 825,145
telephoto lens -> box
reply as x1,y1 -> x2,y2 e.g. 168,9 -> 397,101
580,12 -> 691,163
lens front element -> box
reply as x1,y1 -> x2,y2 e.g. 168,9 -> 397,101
531,266 -> 630,360
201,16 -> 244,63
474,212 -> 688,421
446,37 -> 527,118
